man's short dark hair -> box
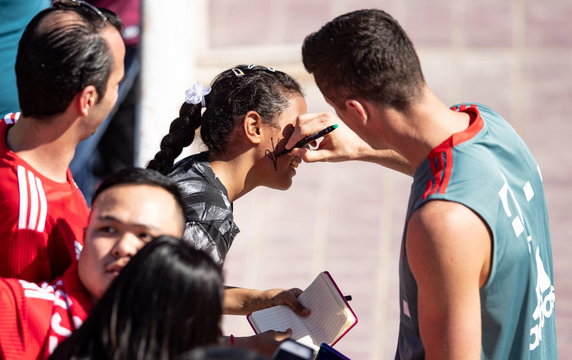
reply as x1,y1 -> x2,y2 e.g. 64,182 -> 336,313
302,9 -> 425,110
16,5 -> 122,118
92,167 -> 187,224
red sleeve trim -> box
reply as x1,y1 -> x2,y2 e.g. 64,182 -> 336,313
422,105 -> 483,199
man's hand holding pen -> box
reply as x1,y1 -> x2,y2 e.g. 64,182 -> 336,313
285,112 -> 373,163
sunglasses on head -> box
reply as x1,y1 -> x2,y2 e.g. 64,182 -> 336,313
52,0 -> 108,22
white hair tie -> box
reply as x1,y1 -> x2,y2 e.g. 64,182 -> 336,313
184,81 -> 211,107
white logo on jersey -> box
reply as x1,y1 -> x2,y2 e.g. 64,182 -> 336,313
17,166 -> 48,232
20,279 -> 83,355
497,172 -> 555,351
529,247 -> 555,350
498,174 -> 525,237
74,240 -> 83,260
48,312 -> 72,354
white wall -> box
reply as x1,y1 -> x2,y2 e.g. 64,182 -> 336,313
136,0 -> 208,166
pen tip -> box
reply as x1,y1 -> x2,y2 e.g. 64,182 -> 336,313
333,124 -> 339,129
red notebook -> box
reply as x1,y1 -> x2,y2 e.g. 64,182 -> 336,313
247,271 -> 358,350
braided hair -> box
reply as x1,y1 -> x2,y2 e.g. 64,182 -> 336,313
147,65 -> 302,175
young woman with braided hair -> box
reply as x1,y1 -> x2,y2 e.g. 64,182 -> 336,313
147,65 -> 310,356
148,65 -> 306,263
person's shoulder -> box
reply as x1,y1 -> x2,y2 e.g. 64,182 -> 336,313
170,153 -> 231,209
471,103 -> 502,118
451,103 -> 507,126
0,113 -> 20,126
409,200 -> 489,245
407,200 -> 491,274
0,278 -> 26,355
0,114 -> 15,156
183,186 -> 233,221
0,277 -> 22,303
0,114 -> 40,181
0,277 -> 61,358
0,277 -> 57,313
451,102 -> 495,114
0,164 -> 21,213
410,200 -> 471,230
169,152 -> 210,182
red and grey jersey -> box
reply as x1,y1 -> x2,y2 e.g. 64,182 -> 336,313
397,104 -> 557,359
0,263 -> 93,359
0,113 -> 89,282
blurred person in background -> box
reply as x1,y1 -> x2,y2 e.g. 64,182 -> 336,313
71,0 -> 142,202
0,0 -> 50,115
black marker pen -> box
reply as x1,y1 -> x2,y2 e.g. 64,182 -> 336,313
277,124 -> 338,157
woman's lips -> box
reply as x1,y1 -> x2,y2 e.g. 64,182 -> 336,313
289,156 -> 302,168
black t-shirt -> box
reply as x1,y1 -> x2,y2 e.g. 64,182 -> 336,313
169,152 -> 240,265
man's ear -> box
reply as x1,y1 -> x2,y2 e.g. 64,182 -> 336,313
243,111 -> 264,144
76,85 -> 99,117
345,99 -> 369,126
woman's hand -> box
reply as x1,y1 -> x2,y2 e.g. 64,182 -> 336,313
232,330 -> 293,357
223,287 -> 310,316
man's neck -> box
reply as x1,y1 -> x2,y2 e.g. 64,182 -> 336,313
379,89 -> 471,170
6,115 -> 78,183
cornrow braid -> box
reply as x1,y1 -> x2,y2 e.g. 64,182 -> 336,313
147,102 -> 202,175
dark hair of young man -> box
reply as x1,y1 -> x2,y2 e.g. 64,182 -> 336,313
92,167 -> 187,221
91,167 -> 185,218
301,9 -> 425,111
16,5 -> 122,118
50,235 -> 224,360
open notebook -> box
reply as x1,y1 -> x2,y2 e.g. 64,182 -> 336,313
247,271 -> 358,351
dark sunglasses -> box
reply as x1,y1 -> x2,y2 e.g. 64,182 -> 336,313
52,0 -> 108,22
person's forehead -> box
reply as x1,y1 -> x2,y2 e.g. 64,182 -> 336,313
93,184 -> 177,213
275,94 -> 307,126
100,21 -> 122,41
101,23 -> 125,67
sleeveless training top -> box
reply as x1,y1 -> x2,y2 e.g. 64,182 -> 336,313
396,104 -> 557,359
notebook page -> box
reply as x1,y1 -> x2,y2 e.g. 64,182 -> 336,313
249,305 -> 309,340
298,273 -> 351,344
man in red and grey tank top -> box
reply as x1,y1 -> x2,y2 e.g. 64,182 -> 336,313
288,9 -> 557,360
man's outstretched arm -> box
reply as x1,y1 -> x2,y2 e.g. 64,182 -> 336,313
286,112 -> 414,176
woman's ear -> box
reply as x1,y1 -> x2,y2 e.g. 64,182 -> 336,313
345,99 -> 369,126
76,85 -> 98,117
243,111 -> 264,144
